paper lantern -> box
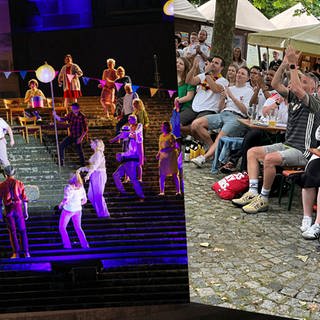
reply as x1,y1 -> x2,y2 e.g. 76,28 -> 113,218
36,62 -> 56,83
163,0 -> 174,16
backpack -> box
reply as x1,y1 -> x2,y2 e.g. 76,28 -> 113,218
212,172 -> 249,200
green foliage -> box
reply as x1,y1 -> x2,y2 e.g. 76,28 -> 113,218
189,0 -> 209,7
252,0 -> 320,19
189,0 -> 320,18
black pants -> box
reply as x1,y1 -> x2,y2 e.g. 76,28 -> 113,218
59,136 -> 85,166
116,114 -> 131,135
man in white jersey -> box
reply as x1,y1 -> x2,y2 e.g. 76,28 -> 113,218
233,45 -> 320,214
191,67 -> 253,168
180,56 -> 228,137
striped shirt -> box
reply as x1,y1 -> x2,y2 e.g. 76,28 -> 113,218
285,92 -> 320,159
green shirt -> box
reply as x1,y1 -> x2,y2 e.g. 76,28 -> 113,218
178,83 -> 196,112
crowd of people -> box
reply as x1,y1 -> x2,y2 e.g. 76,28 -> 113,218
176,29 -> 320,240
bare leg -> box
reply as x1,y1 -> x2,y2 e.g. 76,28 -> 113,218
64,97 -> 69,109
203,130 -> 226,161
314,188 -> 320,224
100,99 -> 110,117
180,125 -> 191,137
262,152 -> 282,190
137,165 -> 143,181
247,146 -> 267,180
159,175 -> 166,194
172,173 -> 180,194
302,188 -> 317,219
191,117 -> 213,147
108,102 -> 116,117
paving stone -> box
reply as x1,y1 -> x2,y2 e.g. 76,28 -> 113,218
195,287 -> 215,297
183,162 -> 318,319
266,292 -> 288,303
296,291 -> 317,302
280,287 -> 299,298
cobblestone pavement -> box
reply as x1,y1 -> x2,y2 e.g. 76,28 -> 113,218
184,161 -> 320,320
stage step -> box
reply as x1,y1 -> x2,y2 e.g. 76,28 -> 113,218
0,95 -> 188,313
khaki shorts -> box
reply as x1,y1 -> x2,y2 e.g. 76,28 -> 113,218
263,143 -> 307,167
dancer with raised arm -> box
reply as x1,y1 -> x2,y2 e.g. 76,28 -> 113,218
78,139 -> 110,218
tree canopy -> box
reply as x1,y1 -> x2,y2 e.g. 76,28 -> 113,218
188,0 -> 320,19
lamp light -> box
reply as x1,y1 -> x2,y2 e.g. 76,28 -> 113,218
36,62 -> 56,83
36,62 -> 61,169
163,0 -> 174,16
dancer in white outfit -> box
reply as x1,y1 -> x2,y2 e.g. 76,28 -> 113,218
58,172 -> 89,249
78,139 -> 110,218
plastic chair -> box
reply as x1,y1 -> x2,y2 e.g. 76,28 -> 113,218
278,168 -> 304,211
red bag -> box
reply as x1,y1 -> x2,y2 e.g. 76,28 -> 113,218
212,172 -> 249,200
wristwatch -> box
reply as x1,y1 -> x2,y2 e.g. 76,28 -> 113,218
289,64 -> 296,70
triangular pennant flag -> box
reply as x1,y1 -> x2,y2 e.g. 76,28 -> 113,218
4,72 -> 11,79
99,80 -> 106,87
82,77 -> 90,85
55,71 -> 59,78
67,74 -> 75,82
114,82 -> 123,91
19,71 -> 27,80
168,90 -> 176,98
150,88 -> 158,97
131,85 -> 139,93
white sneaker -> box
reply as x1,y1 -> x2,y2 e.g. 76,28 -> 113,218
191,155 -> 206,168
302,223 -> 320,240
300,216 -> 312,232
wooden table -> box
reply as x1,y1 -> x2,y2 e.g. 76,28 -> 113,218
238,118 -> 287,133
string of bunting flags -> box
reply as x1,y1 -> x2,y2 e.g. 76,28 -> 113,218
0,69 -> 177,98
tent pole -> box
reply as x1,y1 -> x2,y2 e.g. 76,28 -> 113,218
257,45 -> 261,68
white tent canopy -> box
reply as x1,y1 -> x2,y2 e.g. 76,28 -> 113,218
198,0 -> 275,32
270,3 -> 320,29
174,0 -> 207,22
248,24 -> 320,56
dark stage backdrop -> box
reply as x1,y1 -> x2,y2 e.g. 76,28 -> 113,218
9,0 -> 176,97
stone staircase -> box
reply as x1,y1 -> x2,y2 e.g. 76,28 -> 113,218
0,95 -> 189,313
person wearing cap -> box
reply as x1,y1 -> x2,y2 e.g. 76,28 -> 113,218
0,116 -> 14,169
24,78 -> 45,121
0,165 -> 30,259
53,102 -> 88,167
110,115 -> 145,201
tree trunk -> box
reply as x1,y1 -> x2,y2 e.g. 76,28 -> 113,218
211,0 -> 238,75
